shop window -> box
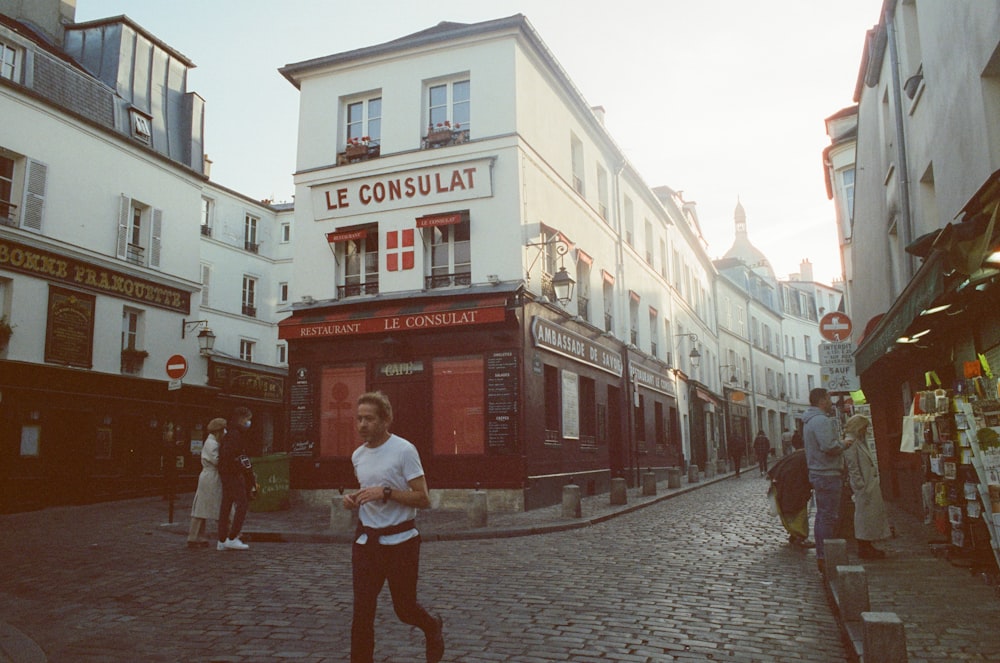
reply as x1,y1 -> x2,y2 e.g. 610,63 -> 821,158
579,376 -> 596,450
428,217 -> 470,289
320,365 -> 367,457
432,356 -> 485,455
117,195 -> 162,268
544,364 -> 560,445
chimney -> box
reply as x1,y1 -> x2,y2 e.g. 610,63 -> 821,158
591,105 -> 606,125
0,0 -> 77,46
799,259 -> 814,282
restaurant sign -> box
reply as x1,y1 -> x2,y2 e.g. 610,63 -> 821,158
310,158 -> 494,221
531,316 -> 623,377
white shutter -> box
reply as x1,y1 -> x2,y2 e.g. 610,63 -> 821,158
149,208 -> 162,268
21,159 -> 47,231
200,264 -> 211,307
116,195 -> 130,259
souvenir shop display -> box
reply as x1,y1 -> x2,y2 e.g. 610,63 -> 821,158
904,379 -> 1000,574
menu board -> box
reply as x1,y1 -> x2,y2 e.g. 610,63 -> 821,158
486,350 -> 518,450
44,286 -> 95,368
289,366 -> 315,456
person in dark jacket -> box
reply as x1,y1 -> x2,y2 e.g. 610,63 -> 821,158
767,430 -> 814,548
753,430 -> 771,476
217,406 -> 253,551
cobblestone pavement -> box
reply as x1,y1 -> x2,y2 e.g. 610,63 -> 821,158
0,475 -> 847,662
3,472 -> 1000,662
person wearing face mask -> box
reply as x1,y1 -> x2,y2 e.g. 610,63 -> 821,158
803,388 -> 850,574
186,418 -> 226,548
217,406 -> 253,551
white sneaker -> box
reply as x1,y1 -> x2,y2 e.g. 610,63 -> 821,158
224,537 -> 249,550
216,541 -> 227,551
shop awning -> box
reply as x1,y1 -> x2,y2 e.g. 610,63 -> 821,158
278,294 -> 510,340
326,226 -> 369,243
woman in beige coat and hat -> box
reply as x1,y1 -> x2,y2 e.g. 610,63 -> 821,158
843,415 -> 891,558
186,418 -> 226,548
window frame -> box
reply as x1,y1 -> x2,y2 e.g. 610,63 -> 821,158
427,216 -> 471,289
242,275 -> 258,317
345,94 -> 382,147
0,39 -> 20,82
427,77 -> 470,136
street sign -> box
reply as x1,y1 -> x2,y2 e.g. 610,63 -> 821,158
819,312 -> 853,342
165,354 -> 188,380
820,341 -> 860,392
168,379 -> 182,391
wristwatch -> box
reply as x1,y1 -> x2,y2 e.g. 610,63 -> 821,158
382,486 -> 392,503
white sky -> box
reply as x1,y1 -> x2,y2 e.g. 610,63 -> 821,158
75,0 -> 880,285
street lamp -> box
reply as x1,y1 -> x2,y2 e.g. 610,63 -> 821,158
674,333 -> 701,369
525,232 -> 576,306
181,319 -> 216,356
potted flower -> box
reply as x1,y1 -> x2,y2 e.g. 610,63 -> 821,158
120,347 -> 149,372
426,121 -> 455,145
344,136 -> 371,159
0,316 -> 12,350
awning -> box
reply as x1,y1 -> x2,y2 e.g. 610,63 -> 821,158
278,294 -> 510,340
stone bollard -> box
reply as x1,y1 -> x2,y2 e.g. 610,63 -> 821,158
330,496 -> 357,536
705,463 -> 716,479
835,565 -> 870,622
641,472 -> 656,496
824,539 -> 849,582
862,612 -> 908,662
666,467 -> 682,489
688,464 -> 700,484
610,477 -> 628,505
562,483 -> 582,518
468,490 -> 488,528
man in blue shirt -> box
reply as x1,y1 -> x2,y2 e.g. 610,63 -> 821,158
802,388 -> 851,574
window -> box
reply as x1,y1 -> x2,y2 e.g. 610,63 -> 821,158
576,259 -> 591,322
201,264 -> 211,307
432,356 -> 485,455
279,282 -> 289,304
649,309 -> 659,357
629,296 -> 639,346
0,153 -> 15,225
841,167 -> 855,225
320,365 -> 367,457
277,343 -> 287,364
0,39 -> 19,82
428,78 -> 470,137
281,222 -> 291,243
807,374 -> 816,391
603,279 -> 614,333
804,335 -> 813,361
244,214 -> 259,253
200,197 -> 213,237
428,217 -> 470,289
239,339 -> 255,362
659,239 -> 667,278
644,220 -> 653,264
129,109 -> 152,144
346,95 -> 382,146
121,309 -> 140,351
597,166 -> 609,220
570,134 -> 585,194
242,276 -> 257,317
342,229 -> 379,297
624,197 -> 634,246
116,196 -> 162,268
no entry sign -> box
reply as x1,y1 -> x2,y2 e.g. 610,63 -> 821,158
819,312 -> 853,342
165,354 -> 188,380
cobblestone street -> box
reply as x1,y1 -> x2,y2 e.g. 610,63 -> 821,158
0,476 -> 848,662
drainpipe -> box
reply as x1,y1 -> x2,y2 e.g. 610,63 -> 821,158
886,8 -> 914,280
611,160 -> 636,484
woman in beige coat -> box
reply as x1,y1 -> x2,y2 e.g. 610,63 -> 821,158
843,415 -> 891,559
186,418 -> 226,548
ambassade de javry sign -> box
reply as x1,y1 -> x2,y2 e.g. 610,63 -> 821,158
310,157 -> 494,221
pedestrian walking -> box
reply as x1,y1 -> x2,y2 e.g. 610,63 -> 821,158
842,415 -> 890,559
766,430 -> 814,548
186,418 -> 225,548
728,436 -> 743,478
803,388 -> 851,574
753,430 -> 771,476
342,391 -> 444,663
217,406 -> 253,551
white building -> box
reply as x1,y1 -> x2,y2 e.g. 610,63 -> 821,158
0,3 -> 289,509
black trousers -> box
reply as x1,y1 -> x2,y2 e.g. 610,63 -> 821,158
351,535 -> 436,663
217,473 -> 247,542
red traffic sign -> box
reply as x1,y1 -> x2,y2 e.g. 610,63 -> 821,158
165,354 -> 188,380
819,312 -> 853,342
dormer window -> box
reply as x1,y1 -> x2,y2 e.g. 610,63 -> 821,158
129,109 -> 152,144
0,39 -> 20,82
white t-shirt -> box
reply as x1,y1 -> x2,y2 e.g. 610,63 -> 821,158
352,433 -> 425,545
